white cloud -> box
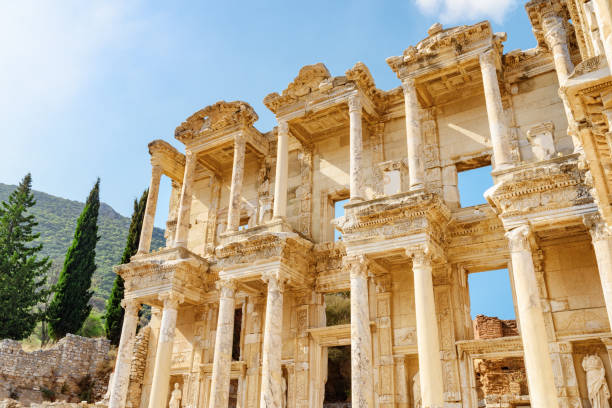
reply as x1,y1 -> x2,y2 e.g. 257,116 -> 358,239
0,1 -> 146,122
415,0 -> 518,24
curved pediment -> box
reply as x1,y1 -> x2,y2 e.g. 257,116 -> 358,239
175,100 -> 259,143
263,63 -> 332,113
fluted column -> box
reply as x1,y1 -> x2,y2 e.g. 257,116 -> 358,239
479,49 -> 513,170
585,213 -> 612,327
273,121 -> 289,219
108,299 -> 141,408
208,279 -> 237,408
409,250 -> 444,408
227,135 -> 246,231
401,78 -> 425,190
138,165 -> 162,254
260,272 -> 286,408
506,225 -> 559,408
174,151 -> 196,248
348,95 -> 364,202
148,293 -> 184,408
594,0 -> 612,70
542,13 -> 574,85
346,256 -> 374,407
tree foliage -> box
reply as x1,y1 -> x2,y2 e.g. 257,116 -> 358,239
0,173 -> 51,340
48,179 -> 101,339
104,189 -> 148,345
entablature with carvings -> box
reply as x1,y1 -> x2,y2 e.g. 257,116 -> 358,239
115,246 -> 212,307
148,139 -> 186,183
486,154 -> 595,230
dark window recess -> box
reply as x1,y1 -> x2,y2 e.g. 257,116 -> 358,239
231,307 -> 242,361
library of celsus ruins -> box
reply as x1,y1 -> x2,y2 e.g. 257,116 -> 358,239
107,0 -> 612,407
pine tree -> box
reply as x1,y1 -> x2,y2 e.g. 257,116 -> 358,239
0,173 -> 51,340
48,179 -> 101,340
104,189 -> 148,346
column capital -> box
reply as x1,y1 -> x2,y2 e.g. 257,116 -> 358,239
261,270 -> 287,292
505,224 -> 534,252
400,76 -> 416,93
343,255 -> 368,279
407,249 -> 432,269
478,48 -> 497,68
158,292 -> 184,310
121,299 -> 141,316
542,14 -> 567,49
348,94 -> 362,113
216,279 -> 237,298
278,120 -> 289,135
150,163 -> 163,177
584,212 -> 612,241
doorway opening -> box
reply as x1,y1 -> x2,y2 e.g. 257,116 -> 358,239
324,345 -> 351,405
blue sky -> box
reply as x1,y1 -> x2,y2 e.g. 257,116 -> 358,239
1,0 -> 530,318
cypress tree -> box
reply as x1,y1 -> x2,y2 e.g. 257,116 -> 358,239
0,173 -> 51,339
48,179 -> 101,340
104,189 -> 148,345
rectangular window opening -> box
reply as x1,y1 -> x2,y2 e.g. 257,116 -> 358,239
457,163 -> 492,208
334,198 -> 349,241
324,345 -> 351,404
231,307 -> 242,361
324,291 -> 350,327
468,268 -> 517,340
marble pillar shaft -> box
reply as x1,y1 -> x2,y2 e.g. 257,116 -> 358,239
349,261 -> 375,408
348,95 -> 364,202
209,282 -> 236,408
273,121 -> 289,219
138,165 -> 162,254
594,0 -> 612,71
227,136 -> 246,231
587,216 -> 612,327
401,78 -> 425,190
542,14 -> 574,85
479,49 -> 513,169
506,225 -> 559,408
412,253 -> 444,408
108,301 -> 140,408
174,151 -> 196,248
148,296 -> 182,408
260,274 -> 285,408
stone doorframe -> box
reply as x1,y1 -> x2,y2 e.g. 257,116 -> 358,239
308,324 -> 352,407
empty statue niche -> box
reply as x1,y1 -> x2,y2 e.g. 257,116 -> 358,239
467,269 -> 517,340
324,291 -> 350,327
232,306 -> 243,361
456,155 -> 492,208
324,345 -> 351,406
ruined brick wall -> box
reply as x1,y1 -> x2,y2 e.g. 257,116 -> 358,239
473,315 -> 519,339
0,334 -> 110,404
126,326 -> 151,408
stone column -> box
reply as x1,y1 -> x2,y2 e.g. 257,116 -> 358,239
506,225 -> 559,408
148,293 -> 184,408
542,13 -> 574,85
348,95 -> 364,202
346,256 -> 374,407
585,213 -> 612,327
108,299 -> 141,408
208,279 -> 237,408
174,151 -> 196,248
227,135 -> 246,231
273,121 -> 289,220
479,49 -> 513,170
138,165 -> 162,254
594,0 -> 612,70
260,272 -> 286,408
401,77 -> 425,190
410,250 -> 444,408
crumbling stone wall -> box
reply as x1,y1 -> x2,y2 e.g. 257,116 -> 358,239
126,326 -> 151,408
473,315 -> 519,339
475,357 -> 528,407
0,334 -> 110,405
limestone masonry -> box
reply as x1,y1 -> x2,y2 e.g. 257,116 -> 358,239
105,0 -> 612,407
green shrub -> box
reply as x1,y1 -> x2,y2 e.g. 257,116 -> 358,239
40,386 -> 56,401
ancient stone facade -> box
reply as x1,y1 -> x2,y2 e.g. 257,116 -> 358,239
107,1 -> 612,407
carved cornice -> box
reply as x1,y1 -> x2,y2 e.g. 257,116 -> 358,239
525,0 -> 569,49
175,100 -> 258,143
148,139 -> 186,182
345,62 -> 386,112
263,63 -> 332,114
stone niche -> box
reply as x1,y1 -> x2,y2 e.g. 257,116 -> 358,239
474,357 -> 529,408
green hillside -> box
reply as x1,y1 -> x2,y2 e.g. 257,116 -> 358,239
0,183 -> 165,311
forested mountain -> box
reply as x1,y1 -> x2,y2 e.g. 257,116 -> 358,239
0,183 -> 165,311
